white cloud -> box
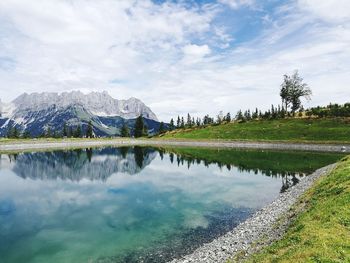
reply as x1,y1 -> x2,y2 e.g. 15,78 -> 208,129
182,44 -> 211,64
0,0 -> 349,122
219,0 -> 255,10
183,44 -> 211,57
299,0 -> 350,22
0,0 -> 214,95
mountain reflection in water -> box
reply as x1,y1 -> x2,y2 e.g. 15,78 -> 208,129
0,147 -> 319,193
0,147 -> 345,263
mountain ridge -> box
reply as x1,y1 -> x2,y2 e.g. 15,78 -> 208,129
0,91 -> 162,137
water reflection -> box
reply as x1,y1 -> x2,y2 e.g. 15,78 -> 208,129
162,149 -> 304,193
0,147 -> 344,263
0,147 -> 322,194
1,147 -> 156,181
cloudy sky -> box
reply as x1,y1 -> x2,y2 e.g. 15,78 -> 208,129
0,0 -> 349,121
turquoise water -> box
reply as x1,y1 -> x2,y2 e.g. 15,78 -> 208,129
0,147 -> 340,263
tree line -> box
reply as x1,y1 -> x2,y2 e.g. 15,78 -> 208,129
6,121 -> 94,139
167,71 -> 349,131
5,115 -> 153,139
4,71 -> 349,139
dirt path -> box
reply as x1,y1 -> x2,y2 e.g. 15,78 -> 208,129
0,139 -> 349,153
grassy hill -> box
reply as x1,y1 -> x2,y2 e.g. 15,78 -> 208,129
161,118 -> 350,143
242,155 -> 350,262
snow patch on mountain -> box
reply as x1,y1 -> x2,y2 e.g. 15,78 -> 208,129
9,91 -> 158,121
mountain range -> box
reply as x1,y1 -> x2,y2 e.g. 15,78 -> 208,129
0,91 -> 162,137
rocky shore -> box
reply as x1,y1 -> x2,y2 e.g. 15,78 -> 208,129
169,164 -> 336,263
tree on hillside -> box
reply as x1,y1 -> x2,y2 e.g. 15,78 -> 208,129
159,122 -> 165,134
134,116 -> 145,138
225,112 -> 231,122
46,127 -> 52,138
280,71 -> 312,114
244,110 -> 251,121
69,126 -> 73,138
236,110 -> 244,121
196,117 -> 201,126
13,127 -> 19,138
7,125 -> 13,138
22,130 -> 31,139
62,123 -> 68,137
121,124 -> 130,137
180,117 -> 185,128
86,121 -> 94,138
252,108 -> 258,119
170,118 -> 175,129
177,116 -> 180,128
187,113 -> 192,127
74,125 -> 82,138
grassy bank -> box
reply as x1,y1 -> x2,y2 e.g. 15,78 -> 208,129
161,118 -> 350,143
243,155 -> 350,262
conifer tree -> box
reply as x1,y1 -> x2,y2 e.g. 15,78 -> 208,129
13,127 -> 19,138
134,116 -> 145,138
22,130 -> 31,139
159,122 -> 165,134
225,112 -> 231,122
177,116 -> 181,128
253,108 -> 259,119
236,110 -> 244,121
46,127 -> 52,138
69,126 -> 73,138
63,123 -> 68,137
121,124 -> 130,137
196,117 -> 201,126
170,118 -> 175,129
187,113 -> 192,127
86,121 -> 93,138
7,125 -> 13,138
74,125 -> 82,138
181,117 -> 185,128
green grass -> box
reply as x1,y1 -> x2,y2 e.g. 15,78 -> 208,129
161,118 -> 350,143
242,155 -> 350,263
163,147 -> 346,174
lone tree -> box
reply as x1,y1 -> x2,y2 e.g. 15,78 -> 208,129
86,121 -> 94,138
134,116 -> 146,138
280,71 -> 312,114
121,124 -> 130,137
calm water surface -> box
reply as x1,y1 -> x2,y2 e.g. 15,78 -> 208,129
0,147 -> 344,263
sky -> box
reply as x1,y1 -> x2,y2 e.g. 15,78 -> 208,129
0,0 -> 349,121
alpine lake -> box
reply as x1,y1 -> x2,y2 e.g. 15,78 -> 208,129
0,146 -> 346,263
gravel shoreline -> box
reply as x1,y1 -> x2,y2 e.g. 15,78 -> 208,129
0,139 -> 349,153
168,164 -> 336,263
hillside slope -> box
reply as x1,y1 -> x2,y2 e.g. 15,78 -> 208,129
244,155 -> 350,262
161,118 -> 350,143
